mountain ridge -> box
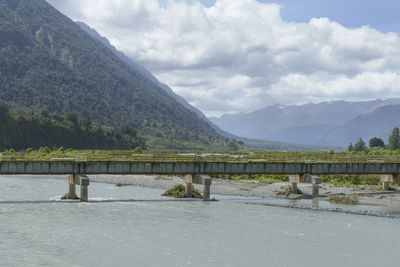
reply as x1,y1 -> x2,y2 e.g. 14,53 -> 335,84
210,99 -> 400,146
0,0 -> 226,149
75,21 -> 227,136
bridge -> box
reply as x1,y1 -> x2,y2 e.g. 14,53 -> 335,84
1,160 -> 399,201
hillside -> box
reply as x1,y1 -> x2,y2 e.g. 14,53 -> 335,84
318,105 -> 400,146
0,0 -> 225,149
210,99 -> 400,146
75,22 -> 210,122
0,103 -> 145,151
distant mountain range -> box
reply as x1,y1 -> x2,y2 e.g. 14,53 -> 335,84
210,99 -> 400,147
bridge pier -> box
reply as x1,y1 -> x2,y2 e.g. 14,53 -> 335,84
185,174 -> 212,201
312,176 -> 321,197
380,175 -> 398,190
203,177 -> 211,201
80,177 -> 89,202
63,175 -> 89,202
185,174 -> 193,198
68,174 -> 78,199
289,174 -> 304,193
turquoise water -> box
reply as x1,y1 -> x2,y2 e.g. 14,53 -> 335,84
0,175 -> 399,267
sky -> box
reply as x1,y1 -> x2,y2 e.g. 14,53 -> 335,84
46,0 -> 400,117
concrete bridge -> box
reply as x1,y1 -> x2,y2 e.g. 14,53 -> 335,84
1,160 -> 399,201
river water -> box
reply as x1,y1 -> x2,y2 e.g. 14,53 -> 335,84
0,175 -> 399,267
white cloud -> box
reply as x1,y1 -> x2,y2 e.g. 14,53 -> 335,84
46,0 -> 400,117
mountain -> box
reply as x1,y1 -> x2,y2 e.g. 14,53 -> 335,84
318,104 -> 400,146
75,22 -> 210,122
0,0 -> 226,149
75,21 -> 229,138
210,99 -> 400,146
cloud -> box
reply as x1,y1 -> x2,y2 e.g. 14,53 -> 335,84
46,0 -> 400,116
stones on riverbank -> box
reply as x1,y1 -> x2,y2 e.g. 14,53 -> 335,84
329,194 -> 358,204
162,184 -> 202,198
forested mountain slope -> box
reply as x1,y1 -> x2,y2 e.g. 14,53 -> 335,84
0,103 -> 145,150
0,0 -> 225,149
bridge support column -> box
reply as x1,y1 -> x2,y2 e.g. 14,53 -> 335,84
312,176 -> 321,197
69,174 -> 78,199
289,174 -> 303,193
185,174 -> 193,198
80,177 -> 90,202
380,175 -> 396,191
203,177 -> 212,201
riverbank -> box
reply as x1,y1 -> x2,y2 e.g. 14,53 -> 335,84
86,174 -> 400,209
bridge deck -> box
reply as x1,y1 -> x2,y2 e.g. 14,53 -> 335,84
1,161 -> 400,175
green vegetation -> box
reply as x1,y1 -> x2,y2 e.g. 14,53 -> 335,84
162,184 -> 202,198
388,128 -> 400,150
0,0 -> 236,150
0,103 -> 145,151
347,128 -> 400,153
369,137 -> 385,148
353,138 -> 368,152
321,175 -> 381,186
212,174 -> 289,184
4,145 -> 400,163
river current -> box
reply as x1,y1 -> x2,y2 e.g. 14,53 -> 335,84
0,175 -> 399,267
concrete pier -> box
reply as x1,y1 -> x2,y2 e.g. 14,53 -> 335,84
185,174 -> 212,200
380,174 -> 398,190
80,177 -> 89,202
203,177 -> 211,201
312,176 -> 321,197
68,174 -> 78,199
289,174 -> 303,193
185,174 -> 193,198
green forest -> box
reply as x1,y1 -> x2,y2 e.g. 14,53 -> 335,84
0,102 -> 145,150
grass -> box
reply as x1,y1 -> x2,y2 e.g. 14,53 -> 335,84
3,147 -> 400,163
213,174 -> 289,184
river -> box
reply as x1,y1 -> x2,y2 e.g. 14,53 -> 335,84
0,175 -> 399,266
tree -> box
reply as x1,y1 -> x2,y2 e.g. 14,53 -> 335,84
354,138 -> 368,152
228,140 -> 239,151
388,127 -> 400,150
369,137 -> 385,148
348,142 -> 353,151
